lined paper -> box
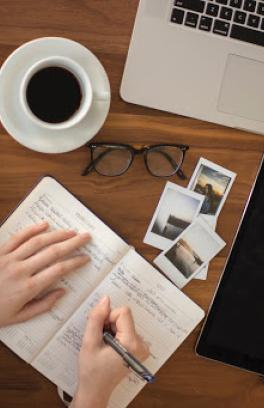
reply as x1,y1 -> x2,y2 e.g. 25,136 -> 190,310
33,249 -> 204,407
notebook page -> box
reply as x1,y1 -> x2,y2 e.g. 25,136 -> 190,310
32,249 -> 204,407
0,177 -> 129,363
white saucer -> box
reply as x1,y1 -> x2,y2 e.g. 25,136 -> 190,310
0,37 -> 111,153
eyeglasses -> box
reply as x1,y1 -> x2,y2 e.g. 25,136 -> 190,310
81,143 -> 189,179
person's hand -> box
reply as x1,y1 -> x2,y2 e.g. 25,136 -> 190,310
71,296 -> 150,408
0,221 -> 90,327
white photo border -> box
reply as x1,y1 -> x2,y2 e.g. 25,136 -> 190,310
194,215 -> 218,280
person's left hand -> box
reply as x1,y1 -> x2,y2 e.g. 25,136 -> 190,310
0,222 -> 90,327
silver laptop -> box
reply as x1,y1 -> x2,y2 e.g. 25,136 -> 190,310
121,0 -> 264,135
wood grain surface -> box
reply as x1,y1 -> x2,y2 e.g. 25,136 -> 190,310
0,1 -> 264,407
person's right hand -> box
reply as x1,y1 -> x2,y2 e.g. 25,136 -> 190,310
71,296 -> 150,408
0,221 -> 90,327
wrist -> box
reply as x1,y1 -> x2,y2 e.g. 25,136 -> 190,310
71,386 -> 111,408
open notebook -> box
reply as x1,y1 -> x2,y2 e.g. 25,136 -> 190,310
0,176 -> 204,408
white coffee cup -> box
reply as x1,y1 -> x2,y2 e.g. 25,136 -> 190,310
20,56 -> 93,130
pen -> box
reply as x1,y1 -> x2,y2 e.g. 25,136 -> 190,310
103,329 -> 155,383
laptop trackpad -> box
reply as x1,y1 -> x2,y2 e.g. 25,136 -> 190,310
218,54 -> 264,123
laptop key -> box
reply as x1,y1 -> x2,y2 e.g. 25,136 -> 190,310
257,2 -> 264,15
171,8 -> 185,24
234,10 -> 247,23
206,3 -> 219,16
199,16 -> 213,31
174,0 -> 205,13
261,18 -> 264,29
247,13 -> 260,27
185,12 -> 199,27
230,23 -> 264,45
213,19 -> 230,35
220,6 -> 233,19
216,0 -> 228,4
230,0 -> 242,8
243,0 -> 256,12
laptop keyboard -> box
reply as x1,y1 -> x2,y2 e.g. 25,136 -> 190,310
171,0 -> 264,47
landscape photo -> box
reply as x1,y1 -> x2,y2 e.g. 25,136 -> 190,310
165,239 -> 203,278
151,188 -> 202,241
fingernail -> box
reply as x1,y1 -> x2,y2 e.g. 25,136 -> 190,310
67,230 -> 77,236
40,221 -> 49,227
81,255 -> 90,262
80,232 -> 91,239
100,296 -> 109,305
56,288 -> 65,298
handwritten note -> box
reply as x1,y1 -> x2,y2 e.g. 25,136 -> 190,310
33,249 -> 204,407
0,177 -> 129,362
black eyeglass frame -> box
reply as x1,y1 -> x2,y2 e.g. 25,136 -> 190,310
82,143 -> 189,179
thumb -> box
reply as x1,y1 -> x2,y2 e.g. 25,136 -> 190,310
83,296 -> 110,349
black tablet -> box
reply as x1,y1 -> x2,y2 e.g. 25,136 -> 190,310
196,156 -> 264,375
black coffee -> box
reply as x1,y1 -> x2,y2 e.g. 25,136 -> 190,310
26,66 -> 82,124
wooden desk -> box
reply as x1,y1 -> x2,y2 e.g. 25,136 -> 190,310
0,1 -> 264,407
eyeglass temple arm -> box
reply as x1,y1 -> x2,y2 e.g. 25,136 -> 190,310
81,148 -> 115,176
153,150 -> 187,180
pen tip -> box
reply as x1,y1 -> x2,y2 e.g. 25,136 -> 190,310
144,375 -> 155,384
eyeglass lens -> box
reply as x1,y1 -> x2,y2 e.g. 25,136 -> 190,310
93,146 -> 133,176
146,146 -> 183,177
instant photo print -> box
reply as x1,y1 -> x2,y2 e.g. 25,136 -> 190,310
188,158 -> 236,220
154,218 -> 225,289
144,182 -> 204,251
